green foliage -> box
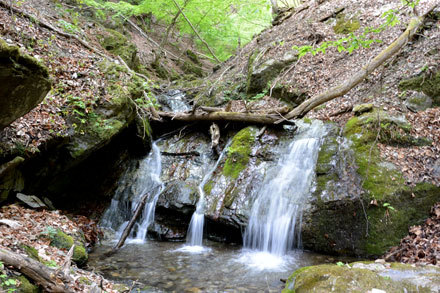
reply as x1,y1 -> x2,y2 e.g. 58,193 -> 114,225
0,261 -> 17,293
292,2 -> 416,58
80,0 -> 272,61
57,19 -> 80,34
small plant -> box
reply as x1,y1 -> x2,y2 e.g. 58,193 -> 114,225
336,261 -> 344,267
0,261 -> 17,292
41,226 -> 57,239
57,19 -> 80,34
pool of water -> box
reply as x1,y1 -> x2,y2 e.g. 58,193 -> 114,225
89,239 -> 353,292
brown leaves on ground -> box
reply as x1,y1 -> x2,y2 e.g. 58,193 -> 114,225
0,205 -> 122,292
384,202 -> 440,266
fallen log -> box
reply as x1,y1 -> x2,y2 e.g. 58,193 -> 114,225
161,151 -> 200,157
157,111 -> 295,125
278,5 -> 437,122
0,248 -> 74,293
106,192 -> 150,256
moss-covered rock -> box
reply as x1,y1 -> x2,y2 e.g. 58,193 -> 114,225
0,39 -> 51,130
50,229 -> 88,266
223,127 -> 258,179
399,71 -> 440,104
16,275 -> 40,293
283,262 -> 439,293
404,94 -> 433,112
246,52 -> 297,95
352,103 -> 373,115
180,60 -> 204,78
302,113 -> 439,257
333,14 -> 361,34
97,28 -> 140,70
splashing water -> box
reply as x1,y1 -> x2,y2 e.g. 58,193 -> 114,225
101,141 -> 164,243
184,140 -> 232,249
242,121 -> 325,261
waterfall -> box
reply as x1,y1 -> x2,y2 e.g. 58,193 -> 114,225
243,121 -> 325,256
185,140 -> 232,247
101,141 -> 164,243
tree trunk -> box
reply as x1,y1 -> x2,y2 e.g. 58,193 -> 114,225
0,248 -> 74,293
157,111 -> 296,125
278,9 -> 434,122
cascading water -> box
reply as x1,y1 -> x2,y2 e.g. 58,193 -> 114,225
101,141 -> 164,243
184,140 -> 232,249
241,120 -> 325,266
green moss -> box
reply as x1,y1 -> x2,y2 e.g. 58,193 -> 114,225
180,60 -> 204,77
49,229 -> 88,266
223,127 -> 257,179
78,276 -> 92,285
97,29 -> 139,70
21,245 -> 41,262
399,71 -> 440,102
302,117 -> 312,124
50,229 -> 74,249
284,263 -> 429,293
16,276 -> 40,293
333,14 -> 361,34
203,180 -> 213,195
316,137 -> 337,175
185,49 -> 201,66
72,245 -> 88,267
0,39 -> 49,77
365,183 -> 439,255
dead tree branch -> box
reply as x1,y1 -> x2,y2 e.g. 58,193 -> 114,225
0,248 -> 74,293
278,9 -> 435,122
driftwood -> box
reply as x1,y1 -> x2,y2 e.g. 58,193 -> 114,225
278,7 -> 436,122
158,111 -> 295,125
161,151 -> 200,157
106,192 -> 150,256
0,248 -> 74,293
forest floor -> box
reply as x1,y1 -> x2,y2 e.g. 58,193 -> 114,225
0,204 -> 127,292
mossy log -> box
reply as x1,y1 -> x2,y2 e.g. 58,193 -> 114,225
0,248 -> 74,293
279,6 -> 437,122
157,111 -> 296,125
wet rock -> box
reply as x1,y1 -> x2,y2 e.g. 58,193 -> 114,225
283,262 -> 440,293
302,114 -> 440,257
0,39 -> 51,131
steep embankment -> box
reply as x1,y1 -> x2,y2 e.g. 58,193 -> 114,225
0,0 -> 211,211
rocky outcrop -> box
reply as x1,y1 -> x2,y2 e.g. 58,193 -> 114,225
302,111 -> 439,257
0,39 -> 51,131
283,261 -> 440,293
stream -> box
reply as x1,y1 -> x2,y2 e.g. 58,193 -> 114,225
89,239 -> 350,292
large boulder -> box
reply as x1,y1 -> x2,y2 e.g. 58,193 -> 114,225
302,112 -> 439,257
0,39 -> 51,130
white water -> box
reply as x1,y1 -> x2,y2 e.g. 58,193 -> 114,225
242,121 -> 325,260
101,141 -> 164,243
184,141 -> 232,248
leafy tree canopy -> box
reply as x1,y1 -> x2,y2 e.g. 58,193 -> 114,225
80,0 -> 273,61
